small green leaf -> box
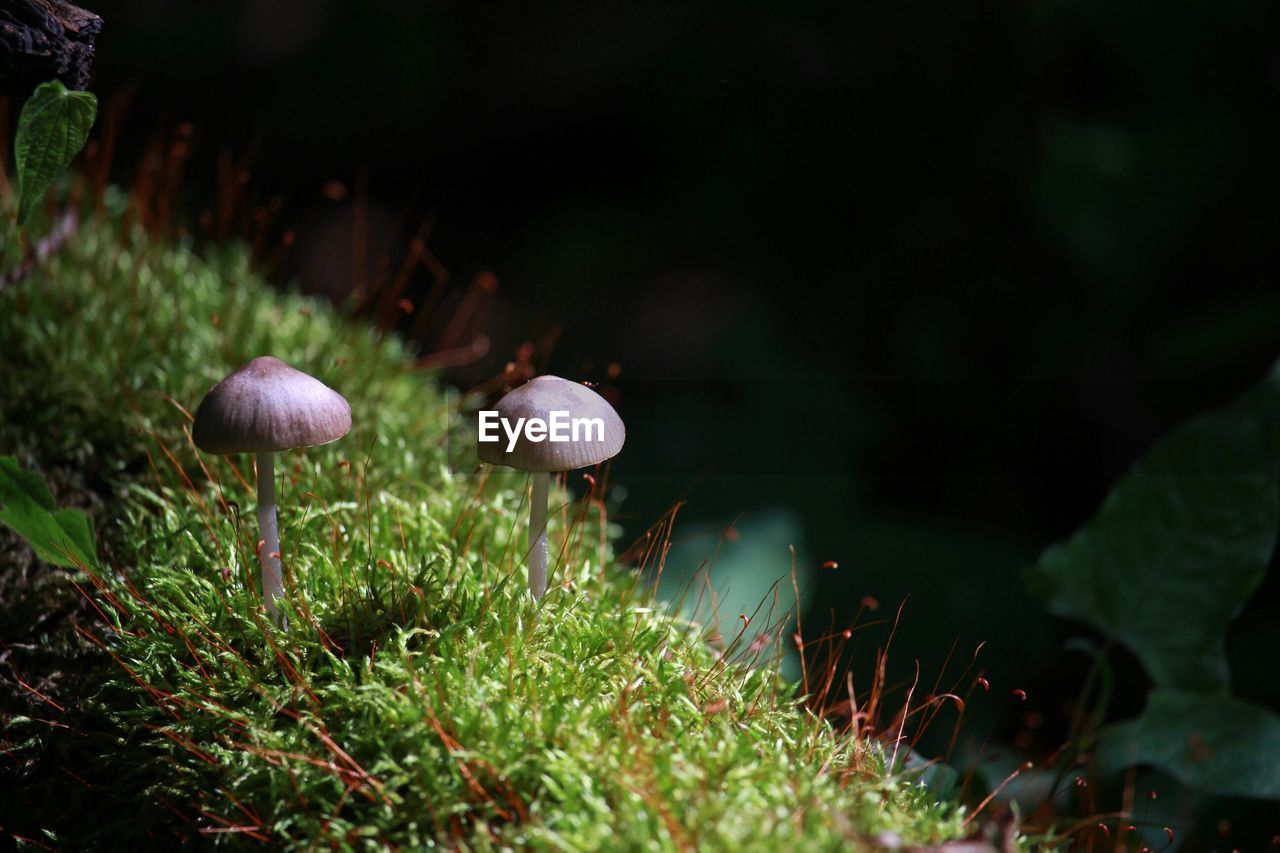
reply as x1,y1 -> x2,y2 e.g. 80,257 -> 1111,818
1024,360 -> 1280,690
1098,689 -> 1280,801
14,80 -> 98,227
0,456 -> 98,568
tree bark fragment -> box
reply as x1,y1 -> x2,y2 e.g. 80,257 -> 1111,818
0,0 -> 102,98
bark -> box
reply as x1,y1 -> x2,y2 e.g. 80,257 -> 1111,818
0,0 -> 102,98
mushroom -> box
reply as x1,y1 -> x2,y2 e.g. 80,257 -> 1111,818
477,375 -> 624,600
193,356 -> 351,626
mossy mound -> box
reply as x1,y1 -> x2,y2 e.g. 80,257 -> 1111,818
0,195 -> 964,849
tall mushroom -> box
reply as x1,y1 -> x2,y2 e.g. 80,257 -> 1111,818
477,375 -> 624,600
193,356 -> 352,626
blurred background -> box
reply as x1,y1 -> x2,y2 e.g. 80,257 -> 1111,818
41,0 -> 1280,840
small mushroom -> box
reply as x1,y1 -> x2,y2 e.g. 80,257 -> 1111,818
478,375 -> 624,600
193,356 -> 351,626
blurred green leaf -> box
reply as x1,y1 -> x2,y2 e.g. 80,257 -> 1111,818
658,510 -> 810,678
1098,689 -> 1280,801
0,456 -> 97,568
1024,361 -> 1280,691
967,746 -> 1053,808
660,510 -> 810,624
902,750 -> 961,801
14,80 -> 97,227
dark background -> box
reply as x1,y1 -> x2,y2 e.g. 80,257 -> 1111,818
58,0 -> 1280,810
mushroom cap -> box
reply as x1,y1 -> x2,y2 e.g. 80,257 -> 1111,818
477,375 -> 625,472
192,356 -> 352,454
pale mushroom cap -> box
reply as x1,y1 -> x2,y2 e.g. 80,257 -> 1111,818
192,356 -> 352,454
477,375 -> 625,472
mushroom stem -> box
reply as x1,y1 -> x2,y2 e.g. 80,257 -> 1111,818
528,470 -> 550,600
256,451 -> 285,626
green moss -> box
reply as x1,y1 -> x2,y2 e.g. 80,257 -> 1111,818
0,195 -> 965,849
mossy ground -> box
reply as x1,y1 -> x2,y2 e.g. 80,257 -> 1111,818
0,193 -> 967,849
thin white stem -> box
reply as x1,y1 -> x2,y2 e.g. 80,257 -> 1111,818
256,451 -> 286,627
528,470 -> 550,600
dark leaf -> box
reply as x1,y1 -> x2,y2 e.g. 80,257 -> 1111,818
1024,361 -> 1280,690
1098,689 -> 1280,801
